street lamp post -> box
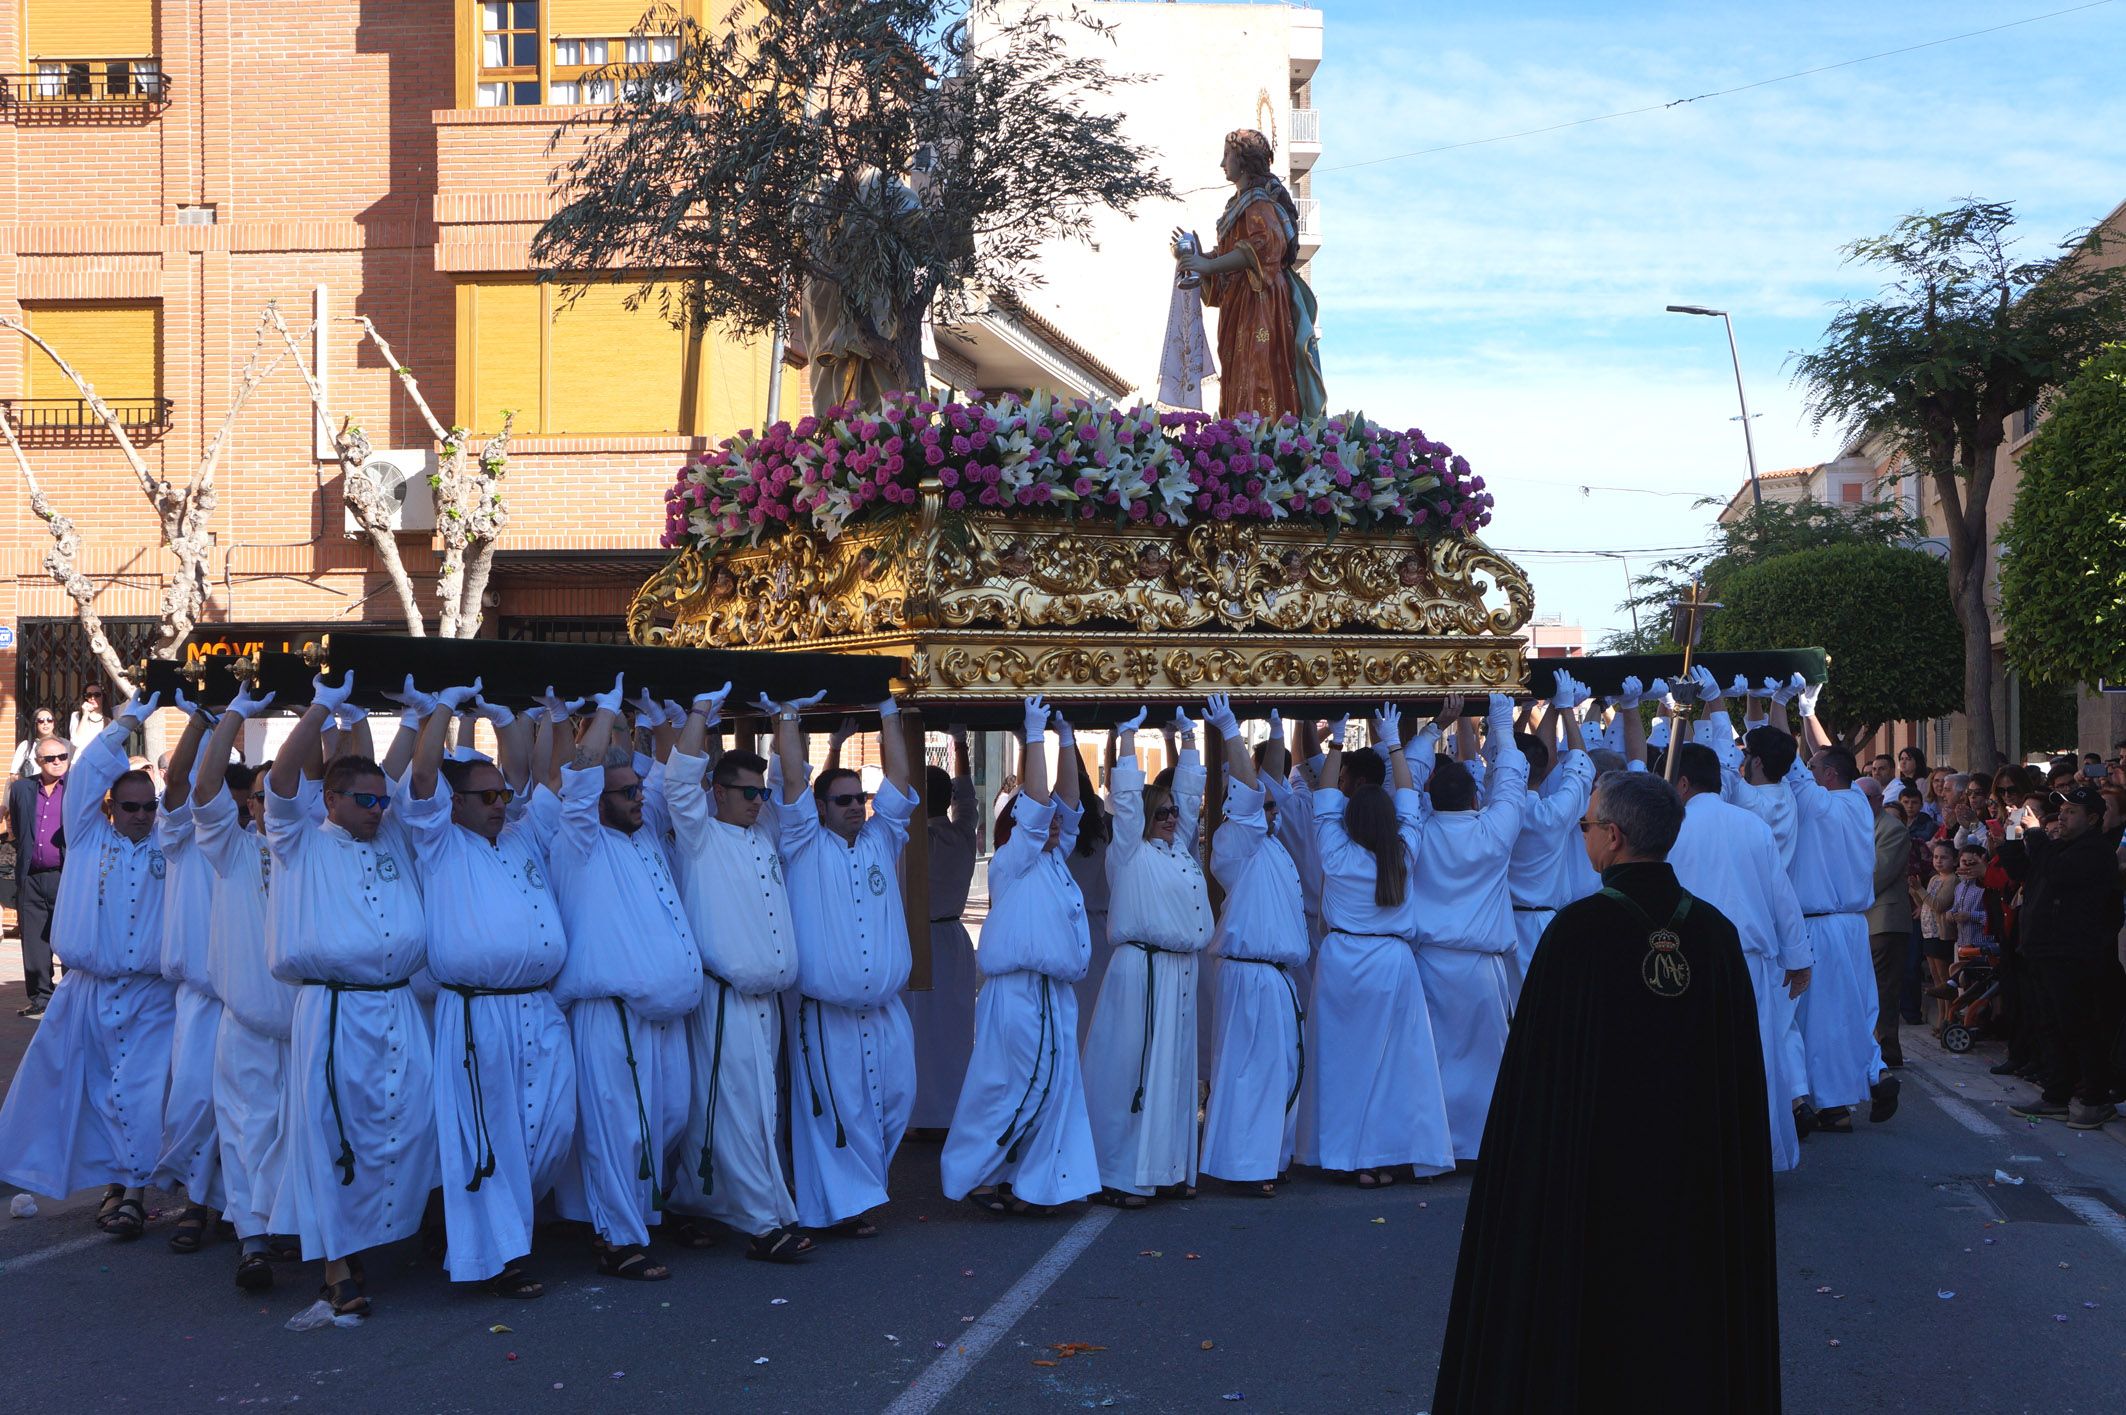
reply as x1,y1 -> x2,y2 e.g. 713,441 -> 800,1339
1666,304 -> 1762,510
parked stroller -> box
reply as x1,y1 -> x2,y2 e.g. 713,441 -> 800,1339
1938,949 -> 2003,1054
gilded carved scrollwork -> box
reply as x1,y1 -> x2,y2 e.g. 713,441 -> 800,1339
622,495 -> 1535,700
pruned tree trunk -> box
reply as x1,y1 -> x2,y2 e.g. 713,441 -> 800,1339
1932,429 -> 2002,769
2,307 -> 296,681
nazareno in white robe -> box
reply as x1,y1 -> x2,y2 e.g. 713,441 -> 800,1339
194,784 -> 303,1241
401,786 -> 575,1282
1200,779 -> 1310,1184
1082,752 -> 1212,1196
658,749 -> 802,1240
1295,784 -> 1455,1177
264,776 -> 436,1262
1404,713 -> 1528,1162
0,724 -> 175,1198
779,776 -> 921,1228
941,794 -> 1099,1207
545,772 -> 704,1249
1785,757 -> 1885,1111
152,800 -> 227,1211
906,774 -> 979,1131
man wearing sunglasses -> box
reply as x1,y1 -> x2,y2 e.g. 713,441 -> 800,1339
397,682 -> 574,1299
6,727 -> 74,1016
770,688 -> 919,1238
547,675 -> 703,1284
263,671 -> 435,1318
0,689 -> 176,1244
659,685 -> 813,1263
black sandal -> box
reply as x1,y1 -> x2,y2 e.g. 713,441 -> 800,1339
94,1185 -> 125,1231
824,1214 -> 879,1238
322,1276 -> 370,1318
105,1196 -> 146,1241
234,1253 -> 275,1292
1092,1188 -> 1149,1209
485,1264 -> 545,1299
665,1218 -> 720,1249
167,1205 -> 213,1254
965,1188 -> 1012,1216
1223,1180 -> 1277,1198
746,1226 -> 816,1264
596,1245 -> 670,1282
1155,1183 -> 1198,1201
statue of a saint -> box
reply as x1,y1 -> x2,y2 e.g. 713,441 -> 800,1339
1172,129 -> 1326,423
785,167 -> 928,414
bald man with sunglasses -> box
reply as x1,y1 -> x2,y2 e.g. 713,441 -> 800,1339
397,684 -> 575,1299
0,689 -> 176,1241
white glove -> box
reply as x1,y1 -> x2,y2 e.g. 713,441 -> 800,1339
770,689 -> 829,717
1116,705 -> 1149,736
333,704 -> 370,729
1773,672 -> 1804,706
1486,692 -> 1514,722
1615,676 -> 1645,710
1203,692 -> 1240,739
522,705 -> 548,726
1548,671 -> 1577,712
1692,665 -> 1722,703
629,690 -> 665,727
1375,702 -> 1403,750
591,673 -> 627,716
119,687 -> 162,723
877,696 -> 901,720
1728,673 -> 1752,700
435,678 -> 482,713
691,683 -> 732,727
1050,709 -> 1075,746
228,685 -> 276,720
1796,680 -> 1824,719
1022,695 -> 1050,744
1327,714 -> 1349,749
309,672 -> 354,714
383,675 -> 438,717
1759,676 -> 1783,700
1647,677 -> 1671,708
1267,709 -> 1284,742
474,697 -> 515,728
173,688 -> 205,721
1170,706 -> 1197,742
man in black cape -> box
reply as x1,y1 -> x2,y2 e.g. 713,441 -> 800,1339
1432,769 -> 1781,1414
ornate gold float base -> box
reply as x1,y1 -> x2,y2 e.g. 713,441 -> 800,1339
631,486 -> 1532,706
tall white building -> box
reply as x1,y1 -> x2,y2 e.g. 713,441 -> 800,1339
944,1 -> 1324,406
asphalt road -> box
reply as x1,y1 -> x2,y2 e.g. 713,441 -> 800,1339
2,1029 -> 2124,1414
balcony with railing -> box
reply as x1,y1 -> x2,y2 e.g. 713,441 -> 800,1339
1289,106 -> 1320,170
0,61 -> 169,122
1295,197 -> 1321,256
0,396 -> 174,444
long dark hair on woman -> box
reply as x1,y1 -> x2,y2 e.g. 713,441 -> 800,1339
1344,784 -> 1407,908
1069,749 -> 1111,856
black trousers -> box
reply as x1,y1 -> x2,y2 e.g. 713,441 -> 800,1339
15,867 -> 60,1005
1870,932 -> 1905,1066
2029,953 -> 2126,1107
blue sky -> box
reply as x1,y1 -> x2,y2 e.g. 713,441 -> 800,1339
1305,0 -> 2126,642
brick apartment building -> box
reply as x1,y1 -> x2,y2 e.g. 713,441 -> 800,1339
0,1 -> 807,767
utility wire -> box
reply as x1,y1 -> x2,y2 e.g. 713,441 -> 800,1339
1323,0 -> 2117,175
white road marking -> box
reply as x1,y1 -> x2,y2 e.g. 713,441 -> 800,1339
0,1230 -> 118,1275
880,1206 -> 1117,1415
2047,1190 -> 2126,1259
1929,1093 -> 2006,1137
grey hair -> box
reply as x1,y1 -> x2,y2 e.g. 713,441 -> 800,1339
1588,748 -> 1628,775
603,745 -> 636,770
1592,769 -> 1684,858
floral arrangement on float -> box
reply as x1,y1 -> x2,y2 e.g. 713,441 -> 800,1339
660,392 -> 1496,551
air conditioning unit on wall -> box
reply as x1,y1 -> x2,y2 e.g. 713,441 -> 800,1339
342,449 -> 437,535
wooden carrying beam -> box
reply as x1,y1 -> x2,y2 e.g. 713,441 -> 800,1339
1524,648 -> 1828,700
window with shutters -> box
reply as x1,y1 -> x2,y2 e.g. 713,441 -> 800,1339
468,1 -> 682,108
10,0 -> 166,107
3,301 -> 170,439
456,278 -> 770,438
